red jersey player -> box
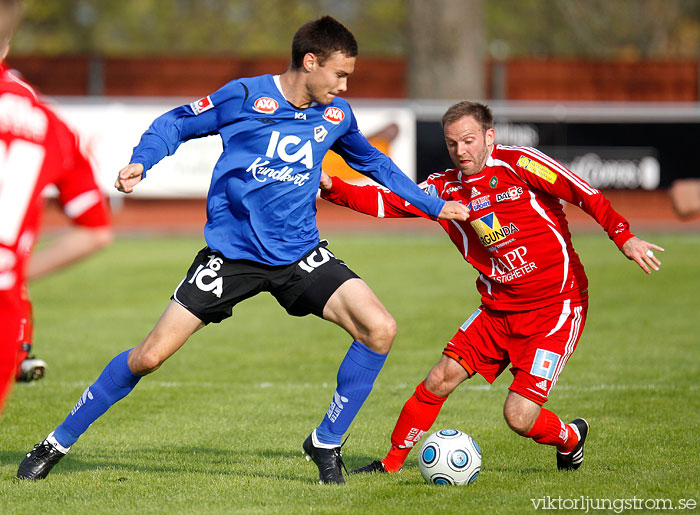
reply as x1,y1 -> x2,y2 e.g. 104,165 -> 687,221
0,0 -> 112,411
320,101 -> 663,473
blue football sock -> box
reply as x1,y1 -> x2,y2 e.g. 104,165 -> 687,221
53,349 -> 142,448
315,340 -> 388,446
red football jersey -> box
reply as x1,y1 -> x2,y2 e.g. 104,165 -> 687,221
322,144 -> 634,311
0,63 -> 109,293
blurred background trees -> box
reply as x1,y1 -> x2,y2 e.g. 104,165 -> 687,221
7,0 -> 700,100
11,0 -> 700,59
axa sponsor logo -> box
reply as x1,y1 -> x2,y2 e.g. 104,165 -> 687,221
496,186 -> 523,202
253,97 -> 279,114
323,106 -> 345,125
471,195 -> 491,211
326,390 -> 349,422
188,255 -> 224,298
470,212 -> 519,246
190,95 -> 214,115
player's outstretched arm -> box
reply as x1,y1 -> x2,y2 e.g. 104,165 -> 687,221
621,236 -> 664,274
114,163 -> 145,194
438,201 -> 469,221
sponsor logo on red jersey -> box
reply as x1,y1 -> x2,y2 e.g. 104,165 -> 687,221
253,97 -> 279,114
190,96 -> 214,115
323,106 -> 345,125
471,212 -> 519,247
517,155 -> 557,184
471,196 -> 491,211
496,186 -> 523,202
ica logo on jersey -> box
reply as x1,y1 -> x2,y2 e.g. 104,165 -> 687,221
323,107 -> 345,125
264,130 -> 313,169
253,97 -> 279,114
245,130 -> 314,186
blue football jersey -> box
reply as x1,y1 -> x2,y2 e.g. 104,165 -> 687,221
130,74 -> 445,265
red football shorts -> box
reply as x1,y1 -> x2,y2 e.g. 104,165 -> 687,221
443,299 -> 588,405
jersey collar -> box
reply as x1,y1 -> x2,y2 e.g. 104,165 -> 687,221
272,74 -> 318,109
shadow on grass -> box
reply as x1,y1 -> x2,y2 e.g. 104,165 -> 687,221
0,446 -> 403,484
2,444 -> 551,485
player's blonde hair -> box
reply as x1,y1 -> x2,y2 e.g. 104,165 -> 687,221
0,0 -> 23,55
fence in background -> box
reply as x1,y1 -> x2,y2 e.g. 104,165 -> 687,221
8,55 -> 699,101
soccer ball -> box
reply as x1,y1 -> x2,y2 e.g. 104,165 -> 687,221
418,429 -> 481,485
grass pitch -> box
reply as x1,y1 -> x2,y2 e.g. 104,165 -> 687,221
1,231 -> 698,514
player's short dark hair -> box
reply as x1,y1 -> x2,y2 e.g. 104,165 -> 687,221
290,16 -> 358,69
442,101 -> 494,132
0,0 -> 23,48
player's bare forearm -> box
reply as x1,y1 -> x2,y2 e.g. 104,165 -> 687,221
27,226 -> 113,280
115,163 -> 144,194
438,201 -> 469,221
621,236 -> 664,274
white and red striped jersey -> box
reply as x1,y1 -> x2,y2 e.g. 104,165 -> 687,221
0,63 -> 109,293
321,144 -> 634,311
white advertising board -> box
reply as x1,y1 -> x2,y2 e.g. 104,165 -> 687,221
54,99 -> 416,198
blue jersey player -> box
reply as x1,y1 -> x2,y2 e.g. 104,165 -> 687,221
17,16 -> 469,484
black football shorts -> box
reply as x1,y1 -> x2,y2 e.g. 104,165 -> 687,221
171,240 -> 359,324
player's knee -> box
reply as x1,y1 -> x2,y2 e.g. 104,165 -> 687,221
503,405 -> 535,436
424,366 -> 457,398
129,337 -> 166,375
129,349 -> 161,375
364,314 -> 396,354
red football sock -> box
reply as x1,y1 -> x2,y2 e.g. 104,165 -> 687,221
524,407 -> 579,453
382,381 -> 447,472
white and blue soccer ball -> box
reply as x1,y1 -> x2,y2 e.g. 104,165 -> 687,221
418,429 -> 481,485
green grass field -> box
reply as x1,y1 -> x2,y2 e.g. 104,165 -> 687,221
1,231 -> 698,514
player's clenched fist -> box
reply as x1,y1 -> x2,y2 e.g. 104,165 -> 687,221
319,170 -> 333,191
438,200 -> 470,221
114,163 -> 144,194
